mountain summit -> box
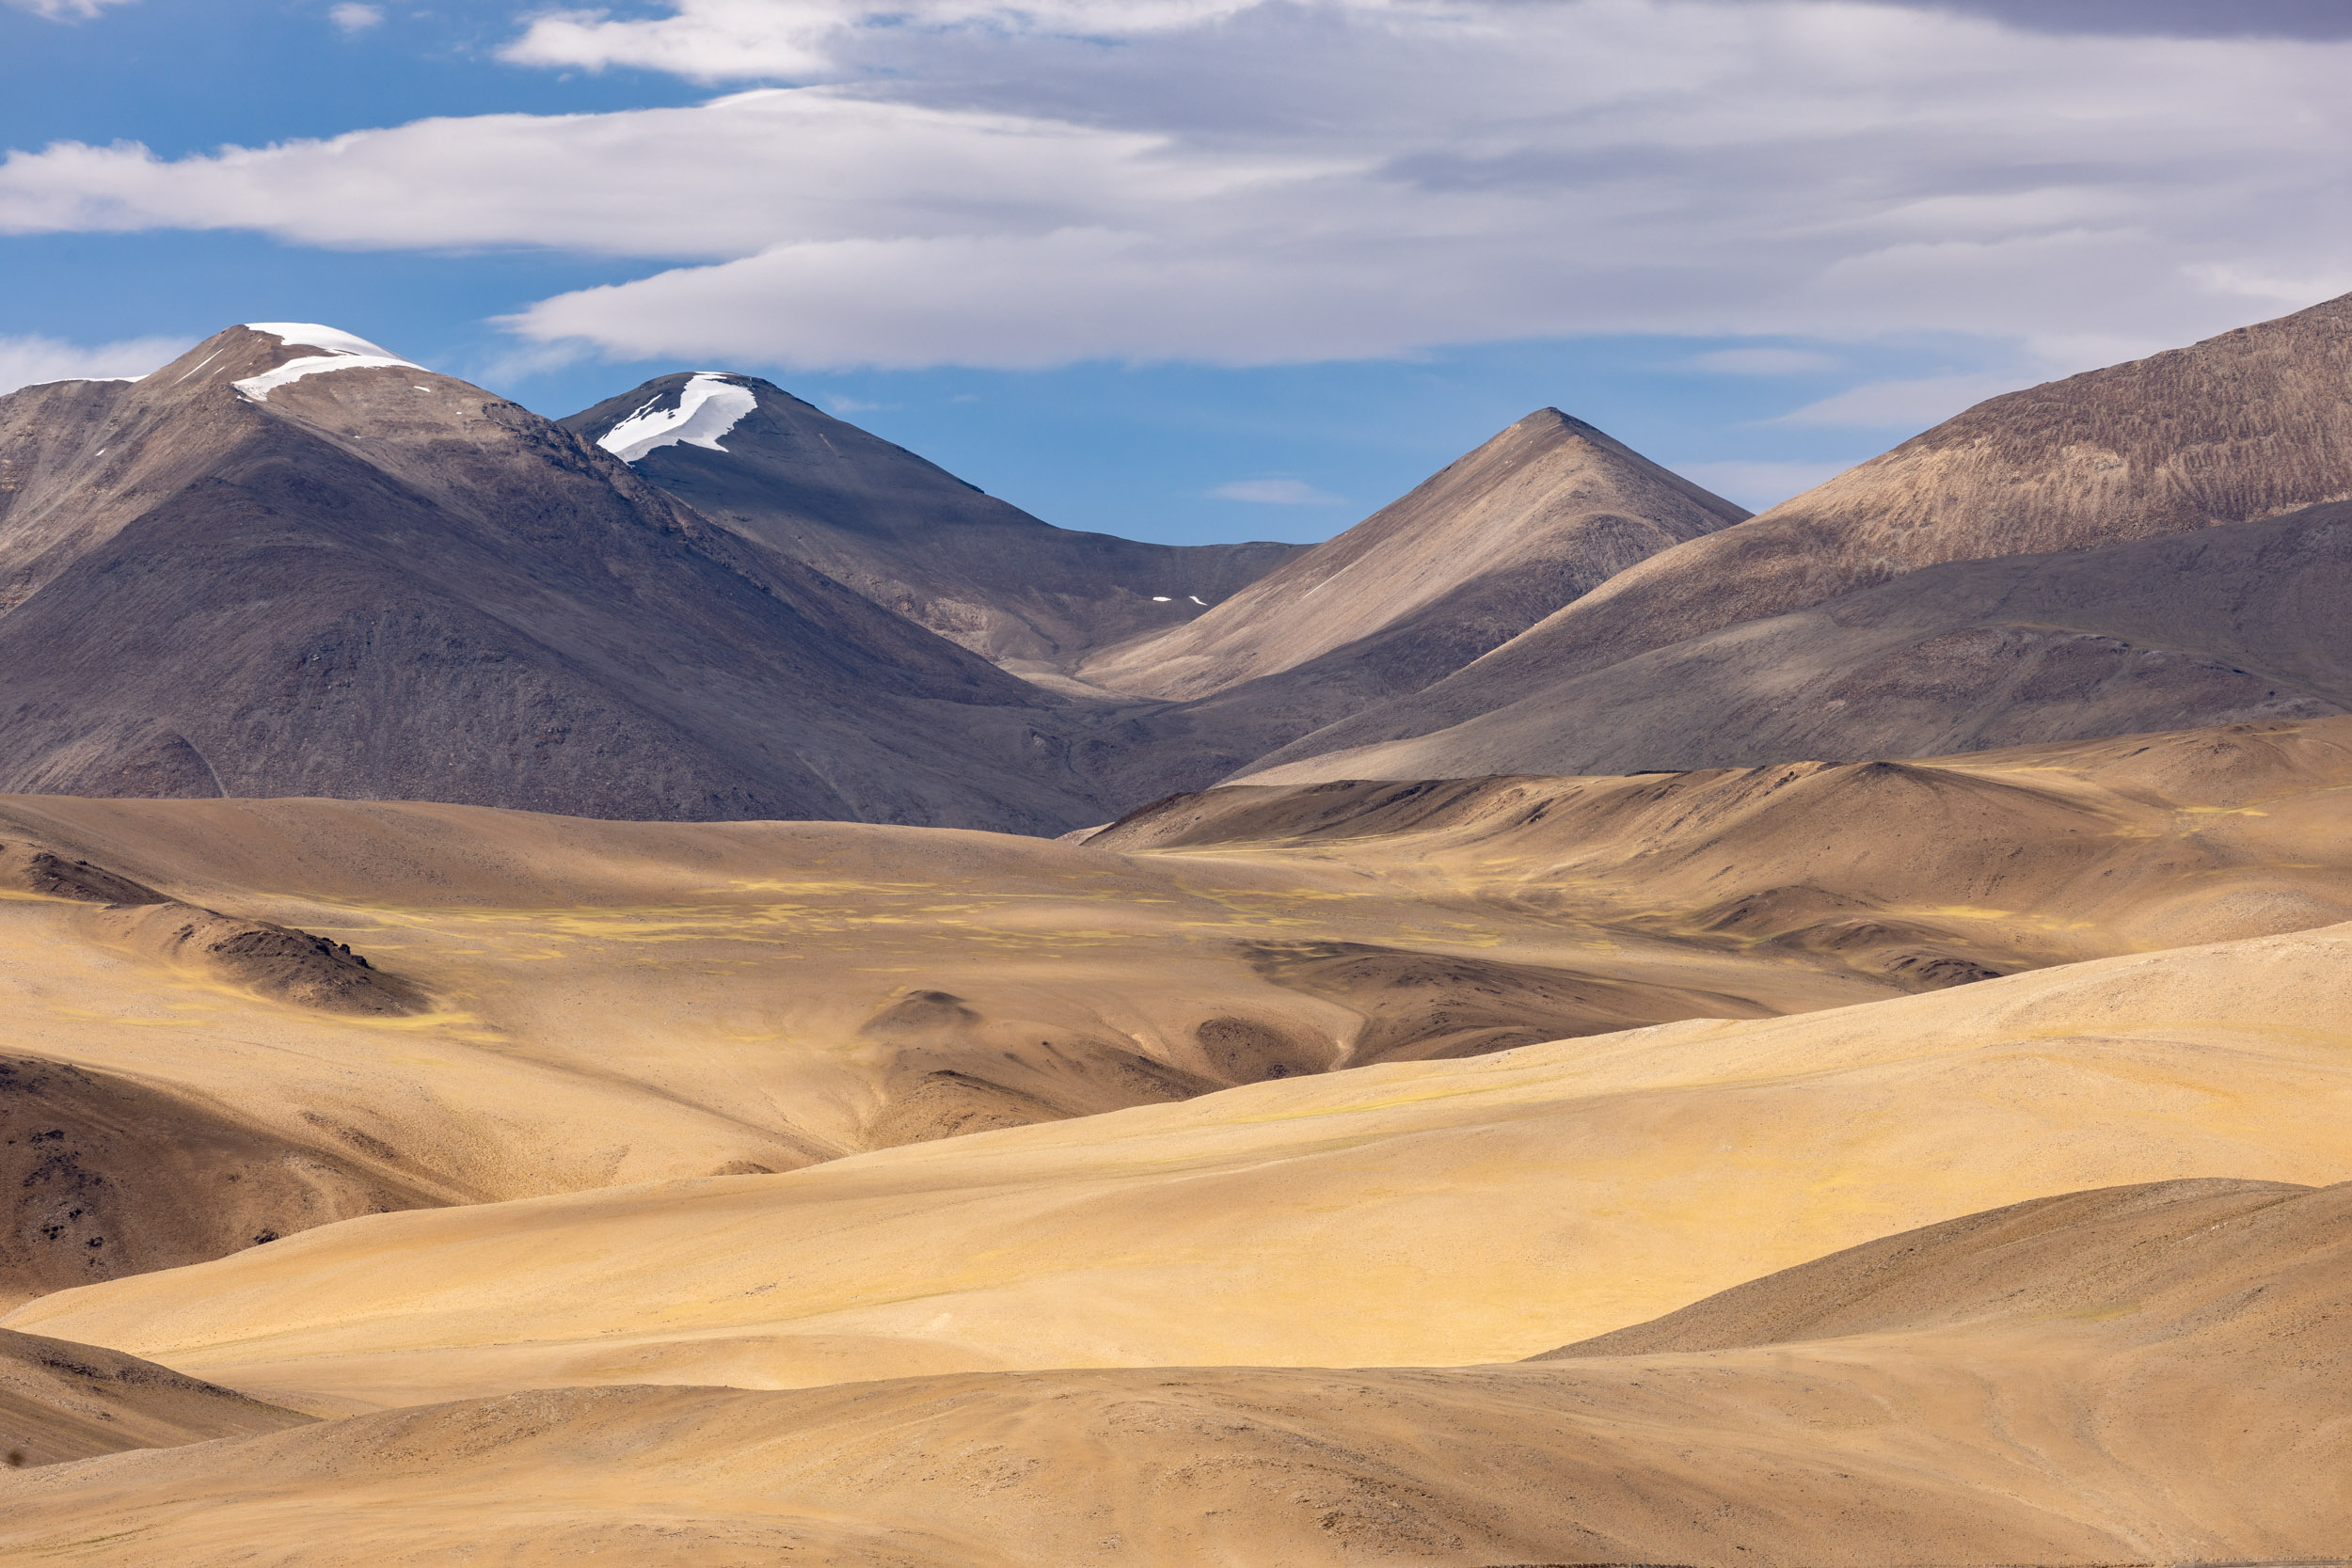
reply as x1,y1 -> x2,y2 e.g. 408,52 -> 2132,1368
0,325 -> 1115,829
561,374 -> 1299,673
1238,292 -> 2352,783
1077,407 -> 1748,705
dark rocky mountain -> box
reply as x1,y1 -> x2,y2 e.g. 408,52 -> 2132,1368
1243,291 -> 2352,783
559,373 -> 1300,674
0,325 -> 1118,832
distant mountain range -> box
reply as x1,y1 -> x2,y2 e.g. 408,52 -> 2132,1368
4,296 -> 2349,831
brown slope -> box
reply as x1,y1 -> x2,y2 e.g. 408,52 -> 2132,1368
1097,716 -> 2352,979
1079,407 -> 1747,704
0,1053 -> 436,1307
560,373 -> 1299,670
0,1327 -> 310,1469
0,787 -> 1876,1257
1248,291 -> 2352,779
1235,496 -> 2352,784
4,1181 -> 2344,1563
0,325 -> 1111,832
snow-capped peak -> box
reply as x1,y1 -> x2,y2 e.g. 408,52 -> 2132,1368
598,373 -> 759,463
232,323 -> 422,403
243,323 -> 402,359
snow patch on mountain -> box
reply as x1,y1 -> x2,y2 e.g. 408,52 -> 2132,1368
232,323 -> 422,403
244,324 -> 403,359
598,372 -> 758,463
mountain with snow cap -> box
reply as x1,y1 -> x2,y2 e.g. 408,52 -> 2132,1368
564,372 -> 1301,673
0,324 -> 1128,830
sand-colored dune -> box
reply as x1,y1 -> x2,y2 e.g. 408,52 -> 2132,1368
12,913 -> 2349,1413
3,1177 -> 2343,1565
0,1326 -> 309,1469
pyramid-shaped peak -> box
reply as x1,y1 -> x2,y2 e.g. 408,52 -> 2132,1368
596,372 -> 764,463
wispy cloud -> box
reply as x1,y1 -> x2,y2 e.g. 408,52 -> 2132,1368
1684,347 -> 1842,376
1210,477 -> 1343,505
0,332 -> 191,395
329,3 -> 385,33
1770,372 -> 2042,429
2,0 -> 136,18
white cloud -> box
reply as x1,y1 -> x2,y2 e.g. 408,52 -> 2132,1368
0,333 -> 191,395
1684,347 -> 1842,376
1,2 -> 2349,372
3,0 -> 135,18
1210,477 -> 1345,504
499,0 -> 1272,81
1771,371 -> 2042,428
329,3 -> 385,33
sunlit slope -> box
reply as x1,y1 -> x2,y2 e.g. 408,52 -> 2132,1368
15,918 -> 2349,1410
1164,717 -> 2352,972
5,1179 -> 2344,1566
0,794 -> 1874,1276
0,1327 -> 310,1468
4,718 -> 2347,1304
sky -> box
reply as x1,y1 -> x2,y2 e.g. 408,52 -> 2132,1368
3,1 -> 2347,545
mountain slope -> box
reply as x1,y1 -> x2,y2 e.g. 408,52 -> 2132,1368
0,325 -> 1114,832
1249,291 -> 2352,779
1237,497 -> 2352,783
1079,408 -> 1747,704
560,373 -> 1300,671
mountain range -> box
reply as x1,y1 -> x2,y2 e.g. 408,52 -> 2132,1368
7,294 -> 2352,1561
7,297 -> 2349,831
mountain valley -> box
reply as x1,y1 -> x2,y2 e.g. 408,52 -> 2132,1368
0,299 -> 2349,1565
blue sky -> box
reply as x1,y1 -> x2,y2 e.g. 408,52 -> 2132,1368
4,0 -> 2347,545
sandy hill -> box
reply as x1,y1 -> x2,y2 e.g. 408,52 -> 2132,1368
3,1176 -> 2341,1563
560,372 -> 1300,672
1077,408 -> 1745,715
1,717 -> 2346,1306
12,906 -> 2347,1414
0,325 -> 1123,832
0,1326 -> 310,1469
1249,292 -> 2352,782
